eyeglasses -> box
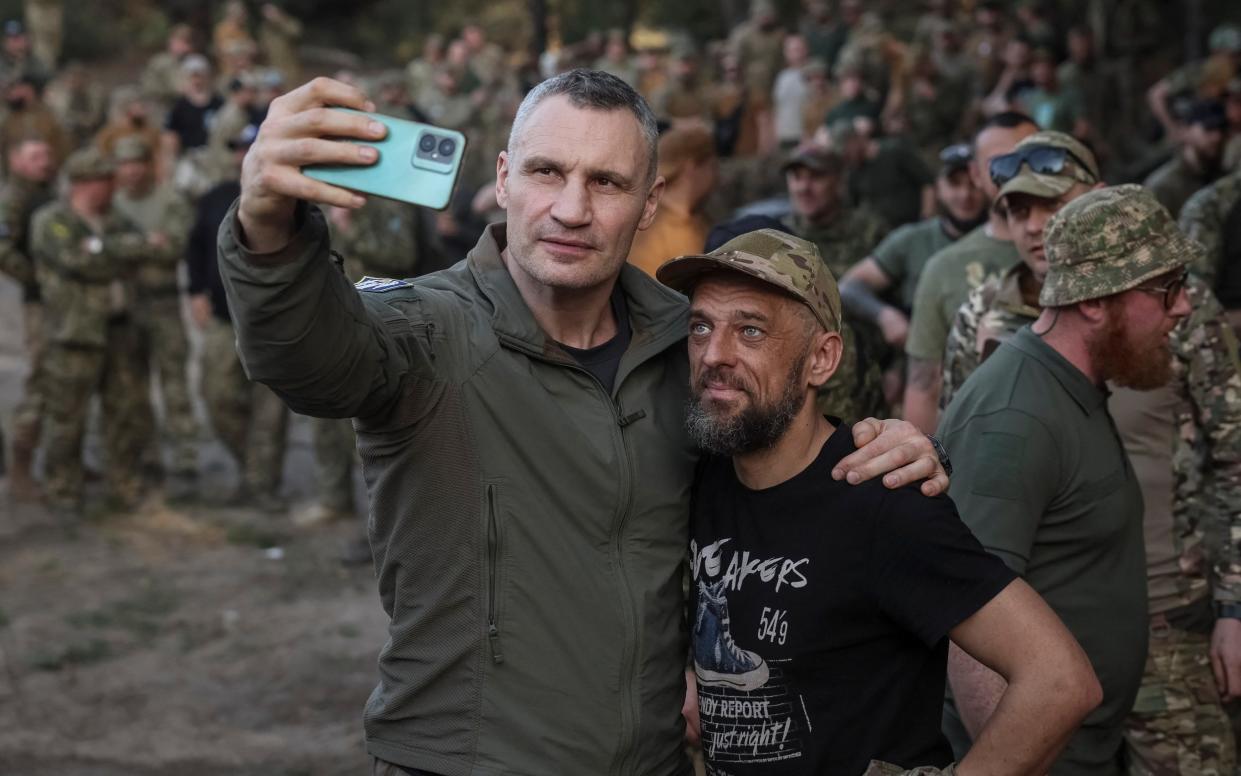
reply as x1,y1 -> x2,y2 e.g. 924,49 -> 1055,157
1132,268 -> 1188,311
988,145 -> 1095,187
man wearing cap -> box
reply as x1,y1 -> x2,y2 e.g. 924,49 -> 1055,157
1148,25 -> 1241,142
1144,100 -> 1228,219
903,111 -> 1038,433
658,229 -> 1100,776
0,135 -> 56,499
840,142 -> 987,354
31,148 -> 154,515
944,141 -> 1241,772
941,130 -> 1103,406
0,18 -> 50,87
940,185 -> 1197,775
0,73 -> 68,173
160,53 -> 223,168
111,135 -> 199,486
780,143 -> 887,420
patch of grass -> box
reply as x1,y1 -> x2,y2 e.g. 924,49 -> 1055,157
64,586 -> 180,639
29,638 -> 112,671
225,523 -> 285,549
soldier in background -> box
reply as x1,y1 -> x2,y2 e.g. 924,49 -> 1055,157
186,126 -> 287,512
1144,100 -> 1228,219
111,136 -> 199,488
593,29 -> 637,87
728,0 -> 785,97
23,0 -> 61,70
0,135 -> 55,500
405,34 -> 444,108
0,19 -> 49,87
31,148 -> 153,516
44,62 -> 106,148
140,23 -> 195,121
779,145 -> 886,421
94,87 -> 161,163
258,3 -> 302,86
1180,159 -> 1241,334
0,73 -> 68,172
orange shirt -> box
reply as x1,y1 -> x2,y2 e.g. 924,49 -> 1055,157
627,203 -> 710,278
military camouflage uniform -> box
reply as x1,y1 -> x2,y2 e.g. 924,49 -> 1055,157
942,248 -> 1241,776
1180,171 -> 1241,288
31,197 -> 152,510
0,176 -> 55,464
312,200 -> 436,514
112,181 -> 198,476
782,209 -> 888,421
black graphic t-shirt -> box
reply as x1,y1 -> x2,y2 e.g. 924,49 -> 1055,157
690,423 -> 1015,775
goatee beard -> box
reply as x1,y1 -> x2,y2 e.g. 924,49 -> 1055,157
1091,311 -> 1175,390
685,359 -> 808,457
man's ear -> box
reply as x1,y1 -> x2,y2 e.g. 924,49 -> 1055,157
495,150 -> 510,209
807,329 -> 845,389
638,174 -> 665,231
1076,297 -> 1109,325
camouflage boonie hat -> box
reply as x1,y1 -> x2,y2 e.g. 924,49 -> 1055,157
656,229 -> 842,332
63,147 -> 115,181
112,135 -> 153,163
997,130 -> 1100,204
1040,184 -> 1198,307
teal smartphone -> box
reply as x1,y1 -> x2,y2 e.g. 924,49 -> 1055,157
303,108 -> 466,211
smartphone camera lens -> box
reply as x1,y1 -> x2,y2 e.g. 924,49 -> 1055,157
437,137 -> 457,157
418,134 -> 436,153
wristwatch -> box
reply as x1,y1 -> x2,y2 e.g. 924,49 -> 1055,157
1217,603 -> 1241,620
927,434 -> 953,477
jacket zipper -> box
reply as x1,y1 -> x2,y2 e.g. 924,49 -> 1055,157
486,484 -> 504,664
610,396 -> 639,776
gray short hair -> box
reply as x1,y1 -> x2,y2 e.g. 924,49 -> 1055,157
507,68 -> 660,184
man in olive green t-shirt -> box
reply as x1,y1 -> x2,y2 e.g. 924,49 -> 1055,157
939,185 -> 1196,775
903,112 -> 1036,433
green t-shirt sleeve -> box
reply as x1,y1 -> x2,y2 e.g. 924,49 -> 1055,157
939,408 -> 1060,574
870,224 -> 911,281
906,253 -> 949,360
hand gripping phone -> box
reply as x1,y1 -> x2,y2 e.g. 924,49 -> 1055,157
303,108 -> 466,211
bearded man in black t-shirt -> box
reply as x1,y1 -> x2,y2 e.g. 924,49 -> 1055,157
656,228 -> 1101,776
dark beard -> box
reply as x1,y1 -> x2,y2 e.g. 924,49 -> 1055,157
685,357 -> 808,457
1090,308 -> 1174,390
939,203 -> 987,236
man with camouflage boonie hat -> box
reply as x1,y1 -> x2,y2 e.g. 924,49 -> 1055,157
945,143 -> 1241,775
940,184 -> 1196,776
658,228 -> 1099,776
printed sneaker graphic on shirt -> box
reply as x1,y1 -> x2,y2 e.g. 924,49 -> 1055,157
694,579 -> 770,691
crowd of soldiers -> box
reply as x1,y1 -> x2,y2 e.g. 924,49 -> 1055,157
1,0 -> 1241,770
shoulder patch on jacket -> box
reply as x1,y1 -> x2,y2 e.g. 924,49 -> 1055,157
355,275 -> 413,293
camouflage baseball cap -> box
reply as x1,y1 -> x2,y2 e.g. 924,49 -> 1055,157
781,144 -> 844,176
996,130 -> 1100,204
112,135 -> 153,163
656,229 -> 841,332
63,147 -> 115,181
1040,184 -> 1198,307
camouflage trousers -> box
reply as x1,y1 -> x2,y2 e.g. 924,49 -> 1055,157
135,295 -> 197,474
311,416 -> 357,512
41,322 -> 153,509
1123,618 -> 1236,775
200,319 -> 288,496
11,301 -> 46,447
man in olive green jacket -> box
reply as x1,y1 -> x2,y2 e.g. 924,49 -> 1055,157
218,71 -> 947,776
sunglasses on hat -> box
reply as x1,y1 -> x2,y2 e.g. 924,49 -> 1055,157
988,146 -> 1095,187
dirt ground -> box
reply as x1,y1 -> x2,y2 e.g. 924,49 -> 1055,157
0,276 -> 390,775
